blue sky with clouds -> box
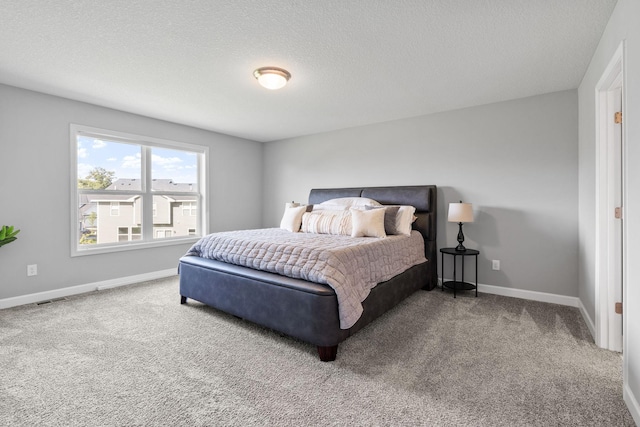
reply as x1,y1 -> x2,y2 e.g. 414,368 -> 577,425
77,136 -> 197,184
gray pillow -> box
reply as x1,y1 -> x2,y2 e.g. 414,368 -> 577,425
365,205 -> 401,235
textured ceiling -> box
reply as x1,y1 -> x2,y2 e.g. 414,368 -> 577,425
0,0 -> 617,142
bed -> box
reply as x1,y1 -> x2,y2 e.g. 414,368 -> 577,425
178,185 -> 437,361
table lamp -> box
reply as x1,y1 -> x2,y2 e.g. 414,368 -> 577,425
448,201 -> 474,251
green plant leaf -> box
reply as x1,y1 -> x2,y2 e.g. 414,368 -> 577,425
0,225 -> 19,244
0,236 -> 17,247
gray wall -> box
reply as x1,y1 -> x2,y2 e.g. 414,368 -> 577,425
0,83 -> 263,300
263,90 -> 578,296
578,0 -> 640,418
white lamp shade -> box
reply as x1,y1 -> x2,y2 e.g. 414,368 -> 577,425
448,203 -> 474,223
258,73 -> 287,89
254,67 -> 291,90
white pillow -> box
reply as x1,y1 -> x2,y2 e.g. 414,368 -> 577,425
319,197 -> 382,209
280,205 -> 308,232
350,208 -> 386,238
312,204 -> 349,212
395,205 -> 416,236
364,205 -> 401,235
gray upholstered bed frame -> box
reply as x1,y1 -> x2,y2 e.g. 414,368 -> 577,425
178,185 -> 437,361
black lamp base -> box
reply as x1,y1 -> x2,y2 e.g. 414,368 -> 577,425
455,222 -> 466,251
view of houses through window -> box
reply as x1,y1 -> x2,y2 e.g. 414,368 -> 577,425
72,125 -> 206,254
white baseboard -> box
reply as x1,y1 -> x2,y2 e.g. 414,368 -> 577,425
478,283 -> 580,307
577,298 -> 596,340
441,277 -> 581,307
440,278 -> 598,342
0,269 -> 178,309
624,383 -> 640,426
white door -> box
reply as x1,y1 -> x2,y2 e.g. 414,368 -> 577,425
608,86 -> 623,352
595,42 -> 624,353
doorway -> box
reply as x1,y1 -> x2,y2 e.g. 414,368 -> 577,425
595,42 -> 624,353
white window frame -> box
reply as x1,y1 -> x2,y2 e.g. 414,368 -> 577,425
70,124 -> 209,256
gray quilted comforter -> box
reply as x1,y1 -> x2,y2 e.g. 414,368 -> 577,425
185,228 -> 426,329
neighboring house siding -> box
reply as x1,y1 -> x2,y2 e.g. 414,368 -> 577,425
94,197 -> 196,242
97,201 -> 139,244
171,202 -> 197,236
154,197 -> 172,225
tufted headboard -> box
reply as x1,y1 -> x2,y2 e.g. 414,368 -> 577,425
308,185 -> 437,288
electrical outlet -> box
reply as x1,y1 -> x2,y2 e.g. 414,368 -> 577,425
492,260 -> 500,271
27,264 -> 38,276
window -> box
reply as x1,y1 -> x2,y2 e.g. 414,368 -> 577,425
156,229 -> 172,238
71,124 -> 208,256
182,202 -> 197,216
131,227 -> 142,241
117,227 -> 129,242
118,226 -> 142,242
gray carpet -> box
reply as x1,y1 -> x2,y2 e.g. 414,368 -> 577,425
0,276 -> 635,426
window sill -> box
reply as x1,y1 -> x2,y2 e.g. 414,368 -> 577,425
71,236 -> 200,257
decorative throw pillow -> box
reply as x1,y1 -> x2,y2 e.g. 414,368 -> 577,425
301,210 -> 352,235
365,205 -> 401,235
280,205 -> 308,232
366,205 -> 416,235
350,208 -> 386,238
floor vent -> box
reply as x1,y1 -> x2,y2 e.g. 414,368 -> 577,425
35,297 -> 67,306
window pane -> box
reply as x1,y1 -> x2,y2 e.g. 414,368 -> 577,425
152,195 -> 198,239
78,198 -> 98,246
77,136 -> 141,191
78,194 -> 142,245
151,147 -> 198,192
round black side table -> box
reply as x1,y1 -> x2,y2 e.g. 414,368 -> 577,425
440,247 -> 479,298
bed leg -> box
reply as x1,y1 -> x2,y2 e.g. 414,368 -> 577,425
180,296 -> 187,304
317,345 -> 338,362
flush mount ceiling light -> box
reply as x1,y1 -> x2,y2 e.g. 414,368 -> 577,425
253,67 -> 291,90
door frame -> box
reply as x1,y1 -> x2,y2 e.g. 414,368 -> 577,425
594,41 -> 625,352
